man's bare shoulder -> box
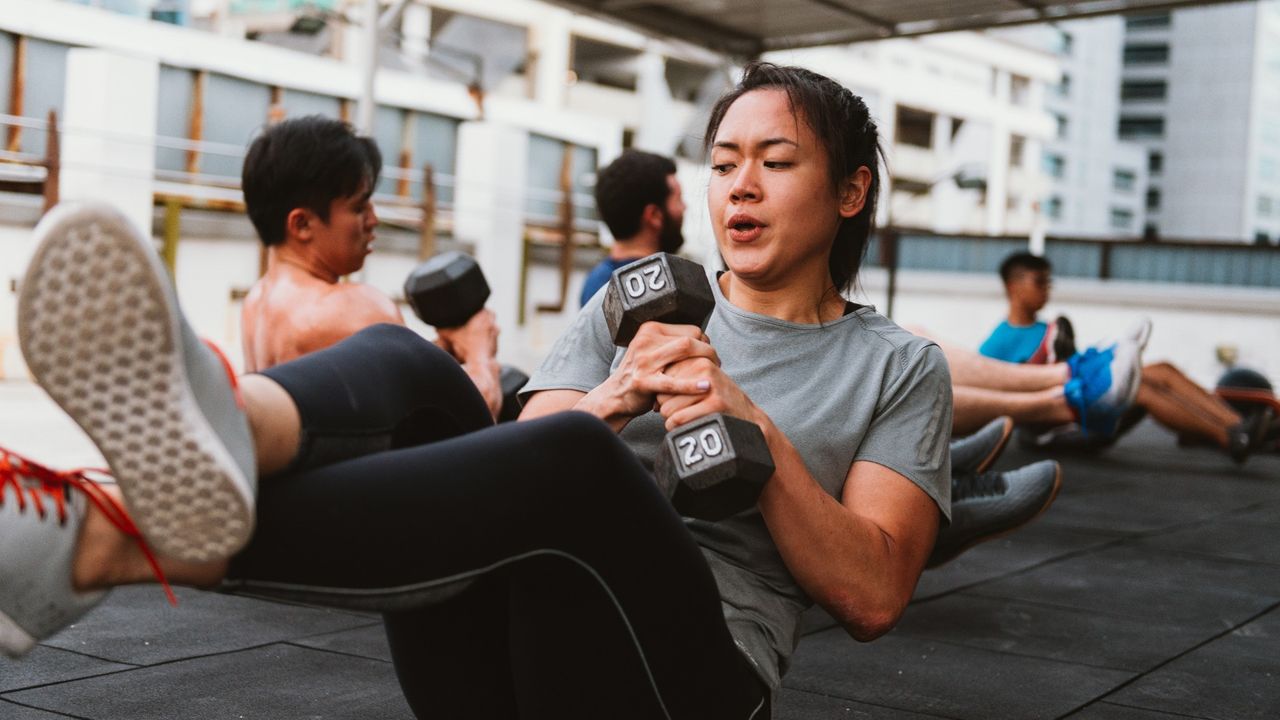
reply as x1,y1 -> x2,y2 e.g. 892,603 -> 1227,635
317,281 -> 405,326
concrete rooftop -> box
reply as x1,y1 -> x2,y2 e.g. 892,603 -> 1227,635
1,380 -> 1278,719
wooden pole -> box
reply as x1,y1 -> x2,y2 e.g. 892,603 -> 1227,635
7,35 -> 26,153
419,163 -> 436,260
536,143 -> 575,313
185,70 -> 205,176
162,198 -> 182,277
41,109 -> 59,214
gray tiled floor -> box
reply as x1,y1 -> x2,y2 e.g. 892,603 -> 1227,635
2,417 -> 1278,719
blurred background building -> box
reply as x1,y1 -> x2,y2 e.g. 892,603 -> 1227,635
1,0 -> 1277,387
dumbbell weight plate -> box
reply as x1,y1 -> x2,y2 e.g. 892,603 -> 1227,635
654,413 -> 775,521
497,365 -> 529,423
404,251 -> 491,329
603,253 -> 715,346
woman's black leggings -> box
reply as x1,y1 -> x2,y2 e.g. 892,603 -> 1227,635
225,324 -> 769,719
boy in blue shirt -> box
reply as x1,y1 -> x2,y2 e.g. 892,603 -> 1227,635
983,252 -> 1263,462
980,253 -> 1075,364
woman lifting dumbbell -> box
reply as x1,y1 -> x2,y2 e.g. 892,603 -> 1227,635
1,62 -> 950,719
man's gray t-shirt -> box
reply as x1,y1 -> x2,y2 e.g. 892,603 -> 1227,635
521,273 -> 952,688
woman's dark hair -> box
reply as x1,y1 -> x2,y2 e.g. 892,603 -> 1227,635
242,115 -> 382,247
704,62 -> 883,294
594,149 -> 678,239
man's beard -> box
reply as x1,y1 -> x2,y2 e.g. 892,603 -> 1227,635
658,210 -> 685,254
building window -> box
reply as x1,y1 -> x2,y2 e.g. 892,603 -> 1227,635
1124,44 -> 1170,65
1261,156 -> 1279,182
1111,208 -> 1135,230
1010,134 -> 1026,168
1119,117 -> 1165,139
1055,113 -> 1069,140
896,107 -> 934,148
1057,73 -> 1071,97
1260,196 -> 1273,216
1147,188 -> 1161,210
1114,169 -> 1137,191
1125,13 -> 1171,30
1046,196 -> 1063,219
1011,74 -> 1032,106
1148,152 -> 1163,174
1055,30 -> 1073,56
1121,80 -> 1167,101
1044,153 -> 1066,179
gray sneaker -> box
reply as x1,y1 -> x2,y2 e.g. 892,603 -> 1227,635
928,460 -> 1062,568
950,416 -> 1013,475
0,450 -> 107,657
18,202 -> 257,563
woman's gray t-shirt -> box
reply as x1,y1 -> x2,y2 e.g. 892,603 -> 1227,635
520,274 -> 952,688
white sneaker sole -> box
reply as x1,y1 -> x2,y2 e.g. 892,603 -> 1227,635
18,203 -> 253,563
0,608 -> 37,658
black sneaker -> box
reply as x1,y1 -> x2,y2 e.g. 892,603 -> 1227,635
1051,316 -> 1077,364
928,460 -> 1062,568
950,416 -> 1013,475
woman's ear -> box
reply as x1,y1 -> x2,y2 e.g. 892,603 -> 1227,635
838,166 -> 873,219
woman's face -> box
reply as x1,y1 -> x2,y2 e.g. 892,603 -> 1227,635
708,88 -> 857,288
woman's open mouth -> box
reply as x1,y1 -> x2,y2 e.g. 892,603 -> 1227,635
727,213 -> 765,243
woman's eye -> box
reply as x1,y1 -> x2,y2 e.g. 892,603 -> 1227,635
764,161 -> 792,169
711,163 -> 733,174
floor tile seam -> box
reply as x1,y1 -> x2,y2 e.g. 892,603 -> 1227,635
0,662 -> 144,697
220,592 -> 381,622
281,640 -> 393,665
41,639 -> 298,673
946,586 -> 1267,626
1092,699 -> 1216,720
1125,541 -> 1280,569
962,586 -> 1277,626
288,619 -> 386,643
28,644 -> 143,670
0,696 -> 92,720
879,632 -> 1141,676
777,686 -> 962,720
1056,598 -> 1280,720
909,536 -> 1133,605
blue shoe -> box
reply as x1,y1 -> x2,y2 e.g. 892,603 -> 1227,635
1064,339 -> 1143,436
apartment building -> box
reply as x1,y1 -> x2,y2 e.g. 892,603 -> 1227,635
1120,2 -> 1280,243
999,18 -> 1150,239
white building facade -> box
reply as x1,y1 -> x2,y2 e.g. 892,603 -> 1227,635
1120,2 -> 1280,243
1000,17 -> 1150,239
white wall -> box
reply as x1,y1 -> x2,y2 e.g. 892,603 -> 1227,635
1160,3 -> 1258,240
851,267 -> 1280,389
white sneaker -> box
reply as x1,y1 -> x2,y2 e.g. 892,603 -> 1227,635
1127,317 -> 1153,353
0,450 -> 121,657
18,202 -> 257,563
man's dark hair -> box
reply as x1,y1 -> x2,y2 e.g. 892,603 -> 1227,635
594,150 -> 677,240
241,116 -> 382,247
999,252 -> 1052,284
704,61 -> 884,295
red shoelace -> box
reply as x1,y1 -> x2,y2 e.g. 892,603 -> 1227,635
0,447 -> 177,606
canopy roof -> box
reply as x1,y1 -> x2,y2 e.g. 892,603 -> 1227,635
545,0 -> 1247,56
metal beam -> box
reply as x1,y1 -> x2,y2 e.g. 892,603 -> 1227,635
804,0 -> 897,34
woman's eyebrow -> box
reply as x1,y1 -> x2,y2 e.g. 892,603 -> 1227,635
712,138 -> 799,151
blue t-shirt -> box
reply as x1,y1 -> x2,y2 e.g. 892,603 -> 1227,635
579,257 -> 644,307
979,320 -> 1048,363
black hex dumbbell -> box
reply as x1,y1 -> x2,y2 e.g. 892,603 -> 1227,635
404,251 -> 526,421
603,253 -> 775,521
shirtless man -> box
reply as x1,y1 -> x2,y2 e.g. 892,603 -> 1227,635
238,115 -> 502,417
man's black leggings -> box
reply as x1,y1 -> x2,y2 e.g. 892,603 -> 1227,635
225,324 -> 769,719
